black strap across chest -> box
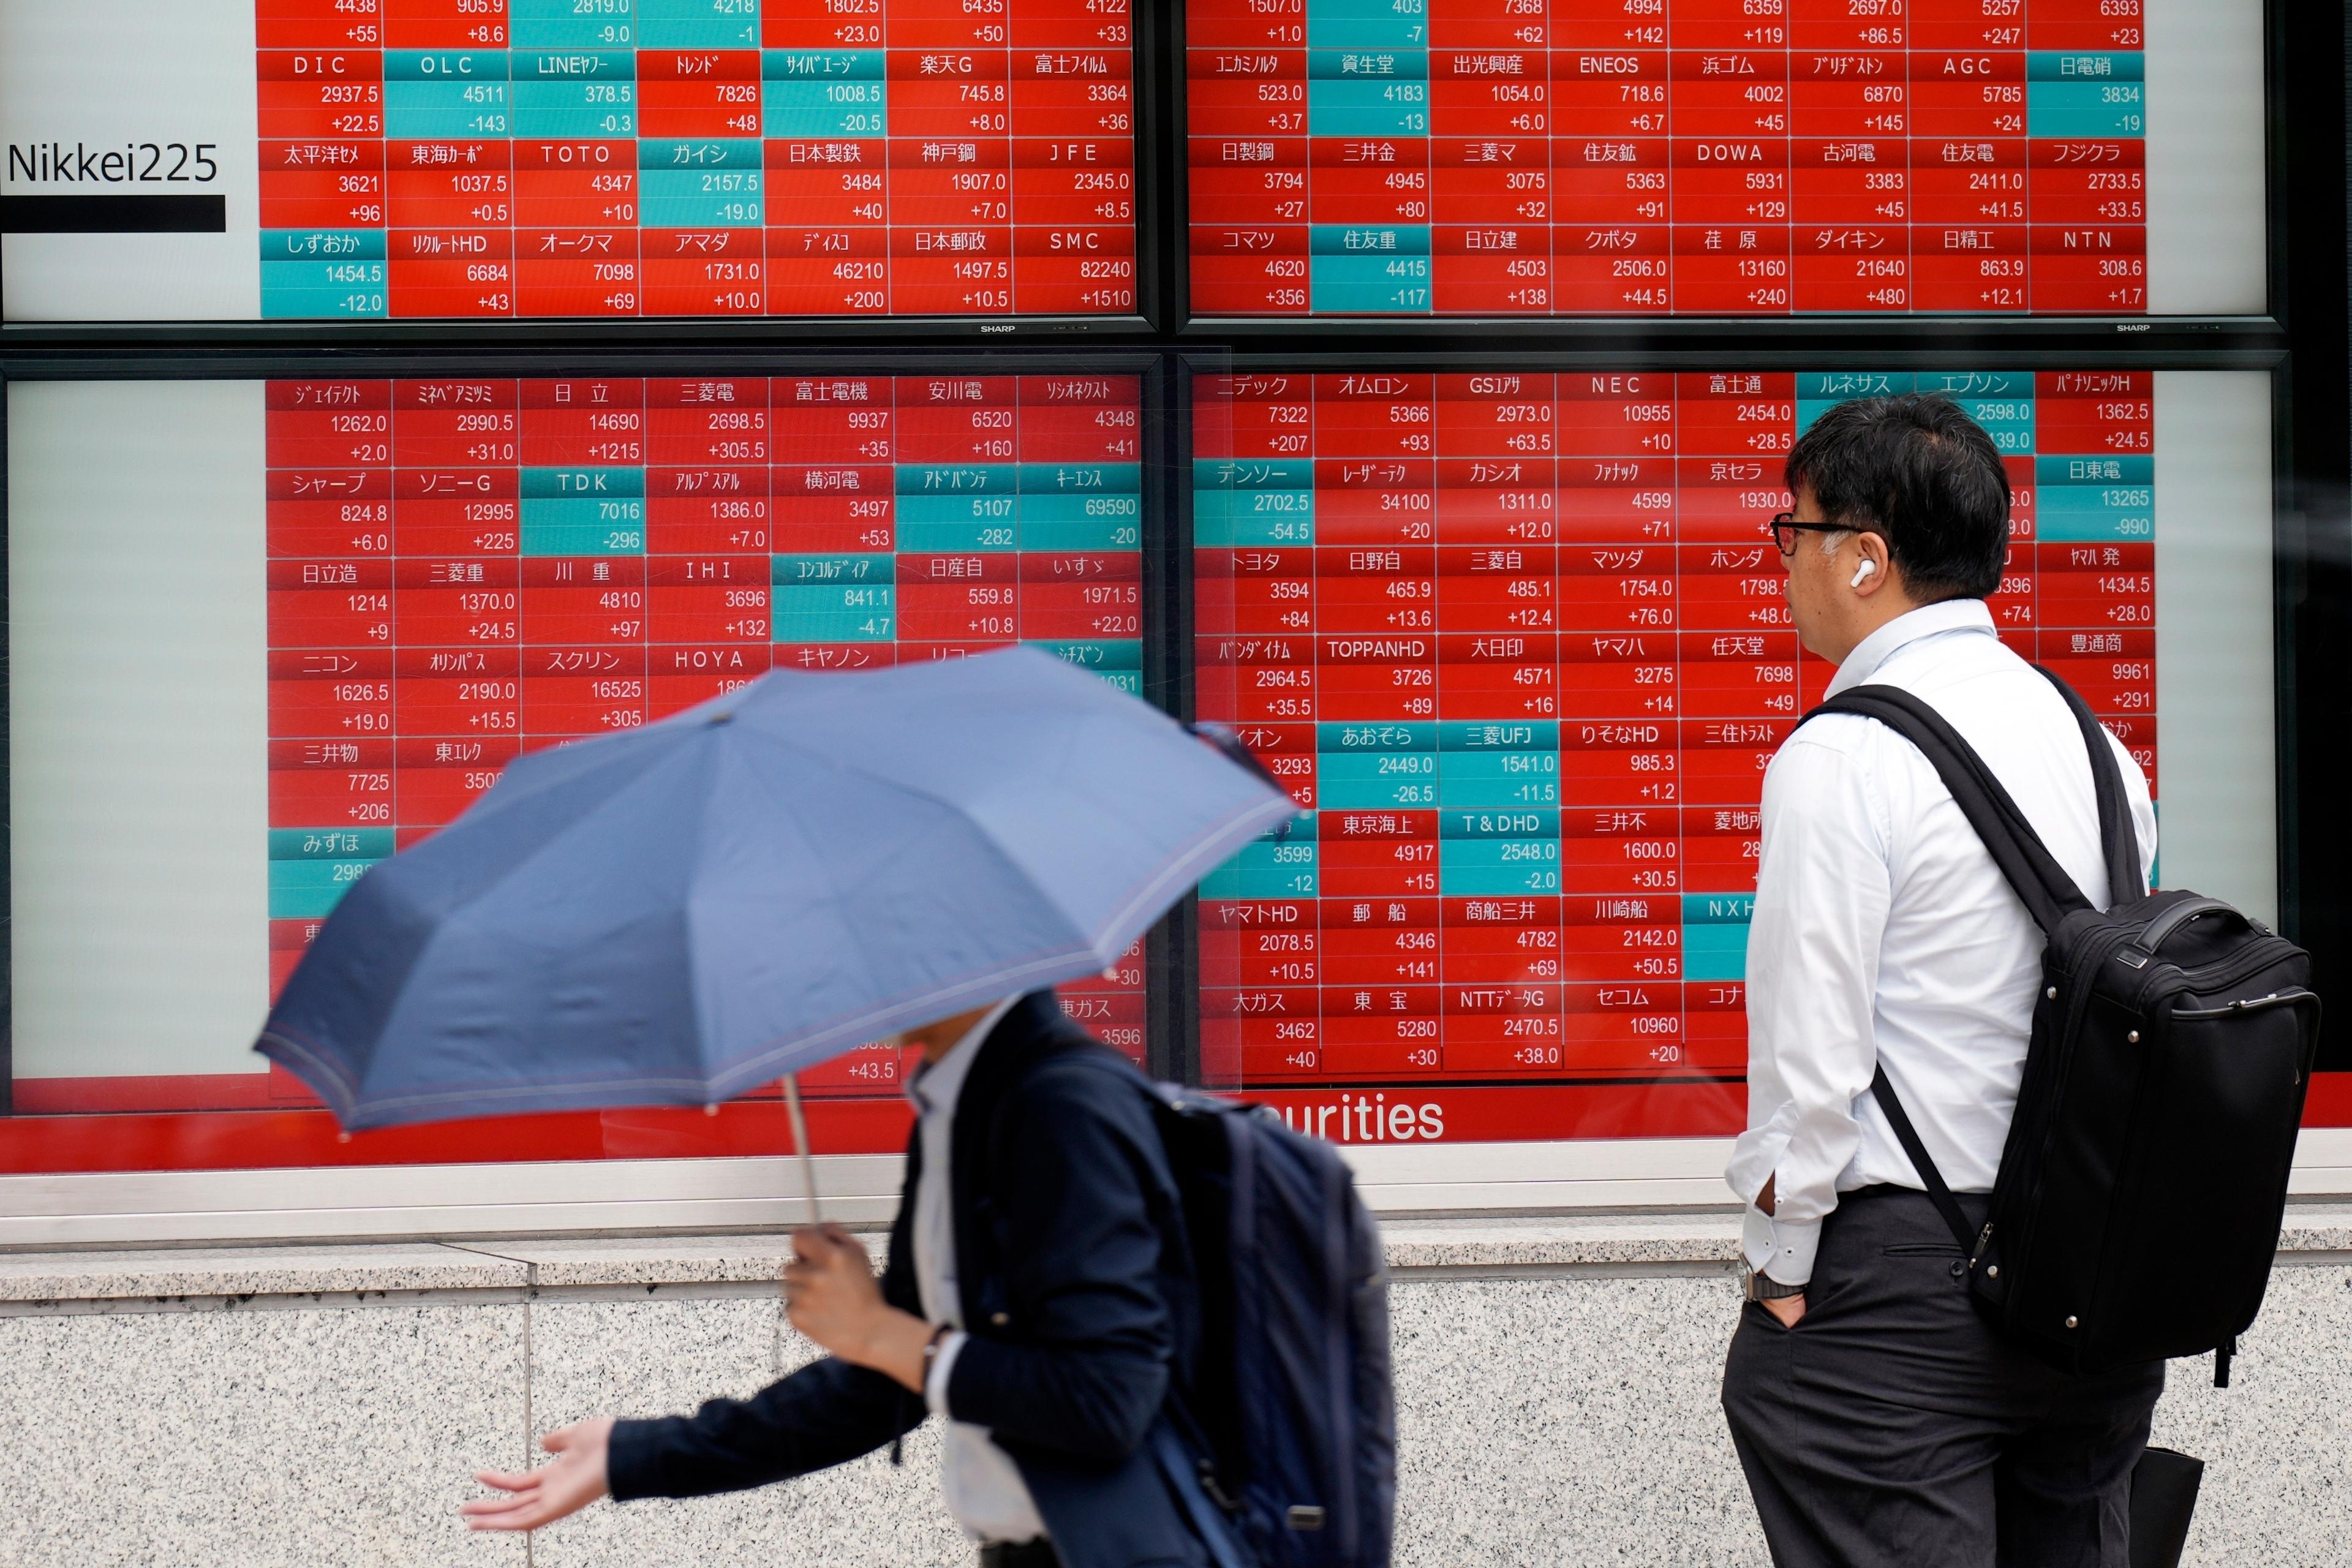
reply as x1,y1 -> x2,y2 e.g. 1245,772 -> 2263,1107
1795,663 -> 2140,1253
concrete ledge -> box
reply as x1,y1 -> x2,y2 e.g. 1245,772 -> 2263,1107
1382,1213 -> 1741,1270
4,1203 -> 2347,1316
455,1234 -> 813,1286
0,1242 -> 527,1303
10,1129 -> 2350,1247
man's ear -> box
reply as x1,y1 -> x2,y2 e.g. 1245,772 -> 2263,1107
1848,531 -> 1893,595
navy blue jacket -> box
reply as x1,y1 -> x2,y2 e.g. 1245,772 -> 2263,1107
606,992 -> 1212,1568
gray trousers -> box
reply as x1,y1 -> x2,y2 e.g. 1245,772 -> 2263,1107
1721,1188 -> 2164,1568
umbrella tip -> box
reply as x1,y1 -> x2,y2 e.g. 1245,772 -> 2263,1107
336,1131 -> 352,1144
704,1102 -> 720,1117
709,711 -> 733,725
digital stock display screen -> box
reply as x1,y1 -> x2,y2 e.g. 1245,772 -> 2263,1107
0,365 -> 2290,1156
1189,368 -> 2279,1141
1183,0 -> 2265,318
7,373 -> 1147,1119
1,0 -> 1140,322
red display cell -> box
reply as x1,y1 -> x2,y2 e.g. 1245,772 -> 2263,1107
268,408 -> 394,471
1559,895 -> 1679,981
258,0 -> 386,48
515,555 -> 647,643
257,51 -> 386,139
260,156 -> 388,229
636,50 -> 763,138
381,0 -> 508,48
391,557 -> 525,645
639,228 -> 769,314
514,238 -> 645,317
525,684 -> 650,738
2027,0 -> 2146,51
643,643 -> 770,711
268,737 -> 397,826
268,559 -> 396,647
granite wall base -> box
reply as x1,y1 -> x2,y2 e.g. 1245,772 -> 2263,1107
1,1229 -> 2345,1566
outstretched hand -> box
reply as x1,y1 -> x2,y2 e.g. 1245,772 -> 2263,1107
462,1416 -> 615,1532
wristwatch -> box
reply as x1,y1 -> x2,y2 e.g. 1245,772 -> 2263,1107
921,1323 -> 954,1385
1741,1266 -> 1806,1302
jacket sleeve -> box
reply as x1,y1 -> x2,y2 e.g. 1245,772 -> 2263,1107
605,1358 -> 927,1501
606,1205 -> 930,1501
944,1059 -> 1175,1466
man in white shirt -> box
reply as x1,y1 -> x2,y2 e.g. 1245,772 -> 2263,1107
462,990 -> 1214,1568
1721,394 -> 2165,1567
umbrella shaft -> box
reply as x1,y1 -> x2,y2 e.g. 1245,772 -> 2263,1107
783,1072 -> 823,1227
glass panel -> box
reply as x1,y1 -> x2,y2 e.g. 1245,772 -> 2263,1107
1182,0 -> 2265,319
2,369 -> 1148,1170
1189,364 -> 2278,1144
0,0 -> 1139,322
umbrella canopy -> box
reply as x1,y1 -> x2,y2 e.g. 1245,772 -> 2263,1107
257,647 -> 1296,1130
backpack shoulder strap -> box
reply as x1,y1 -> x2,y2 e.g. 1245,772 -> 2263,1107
1798,682 -> 2090,935
1869,1065 -> 1979,1254
2035,665 -> 2143,903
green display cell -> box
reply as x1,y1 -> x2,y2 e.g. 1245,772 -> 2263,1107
1441,809 -> 1559,840
268,858 -> 382,920
1439,840 -> 1560,897
1317,720 -> 1436,752
1017,517 -> 1142,552
1030,639 -> 1144,671
895,521 -> 1022,552
270,828 -> 396,861
1438,720 -> 1556,751
772,552 -> 894,584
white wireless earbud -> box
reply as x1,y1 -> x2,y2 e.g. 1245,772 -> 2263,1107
1850,559 -> 1878,589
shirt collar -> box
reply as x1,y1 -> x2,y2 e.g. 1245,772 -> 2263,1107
1823,597 -> 1997,699
905,997 -> 1021,1119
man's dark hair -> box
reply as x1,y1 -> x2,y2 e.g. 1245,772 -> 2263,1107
1783,393 -> 2011,601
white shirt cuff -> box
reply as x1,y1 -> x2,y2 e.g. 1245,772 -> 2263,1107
1740,1206 -> 1823,1287
925,1329 -> 969,1418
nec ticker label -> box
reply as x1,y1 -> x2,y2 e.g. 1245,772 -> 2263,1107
1183,0 -> 2266,317
1,0 -> 1138,321
1195,369 -> 2160,1143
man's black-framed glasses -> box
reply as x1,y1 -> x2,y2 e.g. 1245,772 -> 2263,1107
1769,512 -> 1849,556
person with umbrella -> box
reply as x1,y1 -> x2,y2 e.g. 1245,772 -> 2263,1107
256,650 -> 1298,1568
460,987 -> 1210,1568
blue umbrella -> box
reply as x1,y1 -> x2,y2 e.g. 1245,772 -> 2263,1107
255,647 -> 1297,1143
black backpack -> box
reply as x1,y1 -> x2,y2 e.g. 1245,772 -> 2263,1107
1801,671 -> 2321,1385
1148,1085 -> 1396,1568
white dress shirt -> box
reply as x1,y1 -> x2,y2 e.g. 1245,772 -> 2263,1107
1727,599 -> 2156,1284
906,997 -> 1047,1545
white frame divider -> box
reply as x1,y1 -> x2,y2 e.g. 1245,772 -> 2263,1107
7,1130 -> 2350,1249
